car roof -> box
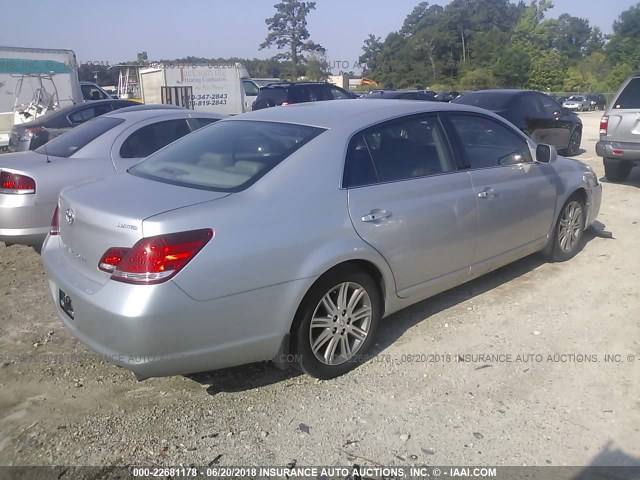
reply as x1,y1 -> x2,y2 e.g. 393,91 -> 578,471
114,104 -> 187,113
261,82 -> 330,88
26,99 -> 135,125
462,89 -> 535,97
227,99 -> 495,129
102,109 -> 225,122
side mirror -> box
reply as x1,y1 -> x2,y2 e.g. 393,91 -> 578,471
536,144 -> 557,163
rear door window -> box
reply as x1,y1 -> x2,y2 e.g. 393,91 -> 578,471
614,78 -> 640,109
120,119 -> 191,158
35,117 -> 124,158
344,115 -> 455,186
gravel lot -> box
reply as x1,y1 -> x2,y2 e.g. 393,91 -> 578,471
0,111 -> 639,469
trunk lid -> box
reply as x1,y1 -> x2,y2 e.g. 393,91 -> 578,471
57,173 -> 229,284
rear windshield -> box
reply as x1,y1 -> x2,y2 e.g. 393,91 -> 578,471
129,120 -> 324,192
35,117 -> 124,158
257,88 -> 288,105
613,77 -> 640,109
452,93 -> 512,111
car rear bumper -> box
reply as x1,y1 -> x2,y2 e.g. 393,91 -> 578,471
41,235 -> 311,379
0,195 -> 52,246
596,141 -> 640,163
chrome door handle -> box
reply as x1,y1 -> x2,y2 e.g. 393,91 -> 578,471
477,188 -> 496,199
361,209 -> 392,222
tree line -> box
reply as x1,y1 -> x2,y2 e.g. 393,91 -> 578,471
81,0 -> 640,93
359,0 -> 640,92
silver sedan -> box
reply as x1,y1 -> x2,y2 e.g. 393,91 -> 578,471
0,107 -> 224,246
42,100 -> 602,380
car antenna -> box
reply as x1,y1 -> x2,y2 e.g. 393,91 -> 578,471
43,142 -> 51,163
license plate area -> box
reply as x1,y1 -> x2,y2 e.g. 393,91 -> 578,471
59,289 -> 75,320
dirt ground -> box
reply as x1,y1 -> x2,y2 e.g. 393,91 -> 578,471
0,112 -> 639,470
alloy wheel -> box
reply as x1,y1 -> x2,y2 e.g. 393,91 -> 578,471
557,201 -> 583,253
309,282 -> 372,366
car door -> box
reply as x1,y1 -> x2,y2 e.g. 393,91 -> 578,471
346,114 -> 478,298
519,93 -> 562,147
111,118 -> 192,171
242,80 -> 259,112
446,113 -> 557,268
536,93 -> 573,150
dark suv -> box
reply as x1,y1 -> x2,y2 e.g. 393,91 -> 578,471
252,82 -> 356,110
596,72 -> 640,181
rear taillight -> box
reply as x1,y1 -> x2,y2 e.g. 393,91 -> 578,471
599,116 -> 608,135
281,101 -> 290,106
22,126 -> 44,141
98,247 -> 130,273
100,229 -> 214,285
50,204 -> 60,235
0,170 -> 36,194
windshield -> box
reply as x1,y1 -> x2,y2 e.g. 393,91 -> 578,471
129,120 -> 325,192
35,117 -> 124,158
452,92 -> 512,111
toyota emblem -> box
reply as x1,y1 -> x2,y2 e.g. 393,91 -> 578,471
65,208 -> 75,225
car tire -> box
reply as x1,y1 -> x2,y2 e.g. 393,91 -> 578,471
548,194 -> 586,262
604,158 -> 632,182
291,265 -> 381,379
563,129 -> 581,156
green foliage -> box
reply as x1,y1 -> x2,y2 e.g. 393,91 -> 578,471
260,0 -> 324,66
304,53 -> 331,81
526,50 -> 566,91
458,68 -> 497,90
605,63 -> 635,91
493,46 -> 532,88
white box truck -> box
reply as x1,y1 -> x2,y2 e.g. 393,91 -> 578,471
139,62 -> 258,115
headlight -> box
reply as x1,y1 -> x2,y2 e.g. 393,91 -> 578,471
583,167 -> 599,187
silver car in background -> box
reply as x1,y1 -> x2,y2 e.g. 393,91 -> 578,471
42,100 -> 602,380
562,95 -> 590,112
0,107 -> 224,246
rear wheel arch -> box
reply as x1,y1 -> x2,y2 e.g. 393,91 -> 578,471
287,260 -> 386,378
290,259 -> 387,334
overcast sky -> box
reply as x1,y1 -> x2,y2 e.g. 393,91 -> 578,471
1,0 -> 637,71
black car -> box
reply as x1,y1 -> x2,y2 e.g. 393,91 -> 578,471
8,99 -> 139,152
585,93 -> 607,111
361,90 -> 437,101
252,82 -> 357,110
435,91 -> 460,102
453,89 -> 583,156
